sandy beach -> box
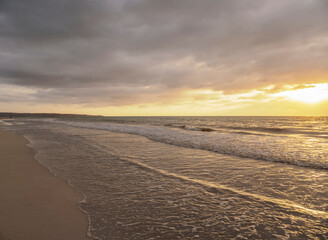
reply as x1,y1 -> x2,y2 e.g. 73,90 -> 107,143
0,129 -> 89,240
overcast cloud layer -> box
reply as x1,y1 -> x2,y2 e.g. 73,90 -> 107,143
1,0 -> 328,107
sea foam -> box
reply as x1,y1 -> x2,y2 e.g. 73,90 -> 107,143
42,119 -> 328,170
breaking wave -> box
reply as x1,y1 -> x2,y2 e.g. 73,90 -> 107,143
43,119 -> 328,170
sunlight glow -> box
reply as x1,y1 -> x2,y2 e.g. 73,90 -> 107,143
274,83 -> 328,104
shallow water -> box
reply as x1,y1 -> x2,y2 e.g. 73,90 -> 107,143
1,116 -> 328,239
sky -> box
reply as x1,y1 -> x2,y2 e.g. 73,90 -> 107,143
0,0 -> 328,116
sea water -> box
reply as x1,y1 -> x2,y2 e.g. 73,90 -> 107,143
1,116 -> 327,239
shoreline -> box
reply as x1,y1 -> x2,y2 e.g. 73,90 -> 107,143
0,128 -> 90,240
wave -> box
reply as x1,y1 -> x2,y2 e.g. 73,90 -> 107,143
42,119 -> 328,170
165,123 -> 328,138
113,155 -> 328,218
218,126 -> 328,138
162,123 -> 317,138
230,126 -> 288,133
181,126 -> 216,132
0,120 -> 14,125
164,124 -> 215,132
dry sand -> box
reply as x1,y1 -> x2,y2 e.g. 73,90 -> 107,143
0,129 -> 90,240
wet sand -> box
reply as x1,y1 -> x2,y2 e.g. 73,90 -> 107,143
0,129 -> 90,240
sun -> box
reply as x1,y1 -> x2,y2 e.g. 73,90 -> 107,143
274,83 -> 328,104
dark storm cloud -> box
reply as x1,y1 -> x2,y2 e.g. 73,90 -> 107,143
0,0 -> 328,105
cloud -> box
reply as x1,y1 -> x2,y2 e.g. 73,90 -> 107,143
0,0 -> 327,107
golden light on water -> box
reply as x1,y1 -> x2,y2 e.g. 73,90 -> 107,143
273,83 -> 328,104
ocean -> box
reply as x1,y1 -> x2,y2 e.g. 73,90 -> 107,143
1,115 -> 327,239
